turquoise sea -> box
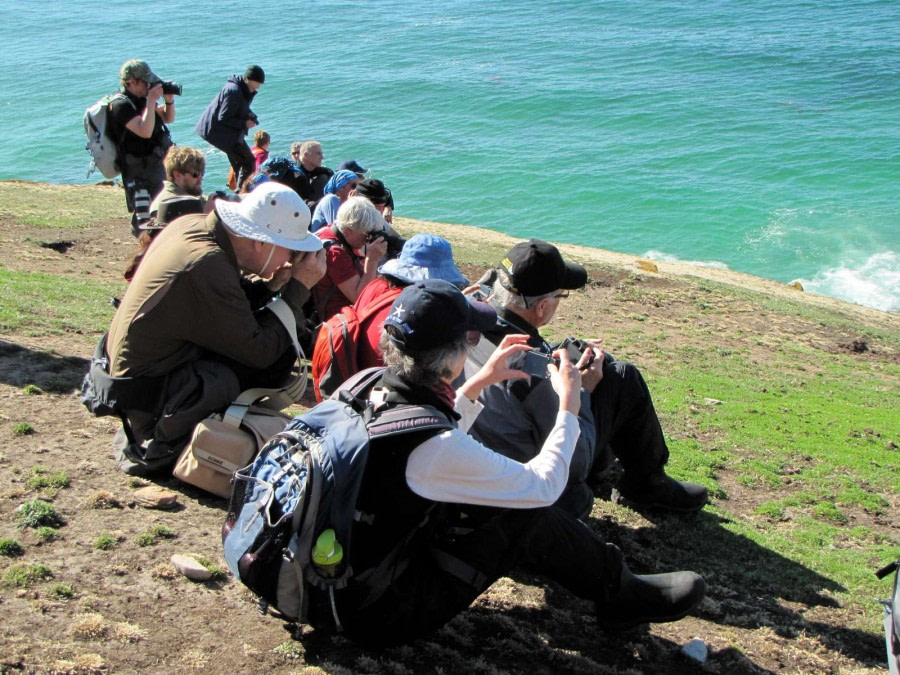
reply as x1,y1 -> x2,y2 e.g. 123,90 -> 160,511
1,0 -> 897,311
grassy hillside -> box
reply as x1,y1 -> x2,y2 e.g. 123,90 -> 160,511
0,181 -> 897,674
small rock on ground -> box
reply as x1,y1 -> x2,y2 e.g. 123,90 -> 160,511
171,554 -> 212,581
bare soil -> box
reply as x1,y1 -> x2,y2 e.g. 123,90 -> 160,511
0,198 -> 897,674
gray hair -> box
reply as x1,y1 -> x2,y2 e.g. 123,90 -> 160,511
379,328 -> 466,387
490,270 -> 556,310
300,140 -> 322,156
335,196 -> 387,235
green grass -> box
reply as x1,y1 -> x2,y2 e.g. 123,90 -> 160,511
0,267 -> 121,336
16,499 -> 65,529
93,534 -> 119,551
136,524 -> 177,547
2,563 -> 52,588
12,422 -> 34,437
34,527 -> 58,543
48,582 -> 75,599
0,182 -> 124,229
0,538 -> 24,557
22,384 -> 43,395
26,466 -> 70,490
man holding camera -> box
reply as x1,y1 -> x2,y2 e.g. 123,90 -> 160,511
108,59 -> 177,234
464,240 -> 708,518
84,182 -> 327,476
196,65 -> 265,190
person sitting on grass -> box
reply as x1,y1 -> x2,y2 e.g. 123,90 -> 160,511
309,169 -> 359,232
464,239 -> 709,519
149,146 -> 209,217
311,196 -> 388,322
304,278 -> 706,646
83,183 -> 326,476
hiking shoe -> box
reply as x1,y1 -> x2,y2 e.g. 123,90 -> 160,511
612,474 -> 708,513
597,568 -> 706,631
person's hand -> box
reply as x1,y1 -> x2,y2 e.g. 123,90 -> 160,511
383,206 -> 394,224
548,349 -> 582,416
246,118 -> 258,129
364,235 -> 388,261
476,334 -> 531,386
576,338 -> 605,393
290,249 -> 327,289
265,261 -> 293,291
458,334 -> 531,402
147,83 -> 163,103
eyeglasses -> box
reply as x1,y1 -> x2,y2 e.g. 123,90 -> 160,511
466,331 -> 481,347
291,151 -> 300,157
348,183 -> 359,190
190,172 -> 203,178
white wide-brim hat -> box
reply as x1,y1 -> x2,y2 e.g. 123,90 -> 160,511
215,183 -> 322,252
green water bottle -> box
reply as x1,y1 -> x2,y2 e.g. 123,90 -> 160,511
312,529 -> 343,575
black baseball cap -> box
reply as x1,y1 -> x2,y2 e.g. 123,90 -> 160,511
499,239 -> 587,296
384,279 -> 497,353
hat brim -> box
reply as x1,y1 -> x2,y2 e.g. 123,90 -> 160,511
467,299 -> 497,333
215,201 -> 322,252
560,261 -> 588,290
378,259 -> 467,288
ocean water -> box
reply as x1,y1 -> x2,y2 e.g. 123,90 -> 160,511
1,0 -> 897,311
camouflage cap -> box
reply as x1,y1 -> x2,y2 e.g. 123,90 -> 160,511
119,59 -> 160,84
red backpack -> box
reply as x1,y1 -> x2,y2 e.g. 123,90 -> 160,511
311,290 -> 398,402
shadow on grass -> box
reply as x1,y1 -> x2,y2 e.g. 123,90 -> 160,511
589,508 -> 884,669
0,339 -> 88,393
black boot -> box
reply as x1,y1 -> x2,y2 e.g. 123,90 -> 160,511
612,473 -> 708,513
596,563 -> 706,630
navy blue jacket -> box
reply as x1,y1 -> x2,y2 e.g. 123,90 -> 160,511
195,75 -> 256,150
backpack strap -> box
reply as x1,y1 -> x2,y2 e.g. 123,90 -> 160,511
222,297 -> 307,426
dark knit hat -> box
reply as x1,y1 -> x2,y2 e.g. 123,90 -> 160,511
244,64 -> 265,84
354,178 -> 391,205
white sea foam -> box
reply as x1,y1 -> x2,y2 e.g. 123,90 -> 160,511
642,250 -> 730,270
797,252 -> 900,313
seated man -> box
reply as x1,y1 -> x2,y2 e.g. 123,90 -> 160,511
149,146 -> 209,216
309,279 -> 705,645
83,183 -> 326,475
311,196 -> 388,321
464,239 -> 708,518
291,140 -> 334,211
354,178 -> 396,224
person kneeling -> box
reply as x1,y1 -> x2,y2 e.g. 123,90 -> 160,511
83,183 -> 326,476
306,279 -> 706,646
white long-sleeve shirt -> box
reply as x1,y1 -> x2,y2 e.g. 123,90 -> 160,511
405,392 -> 580,509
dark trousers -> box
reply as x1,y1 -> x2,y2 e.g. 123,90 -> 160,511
334,506 -> 623,647
589,359 -> 670,481
224,140 -> 255,189
121,153 -> 165,235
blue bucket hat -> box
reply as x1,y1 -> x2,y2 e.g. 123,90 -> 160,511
324,170 -> 359,195
378,234 -> 467,288
384,279 -> 497,353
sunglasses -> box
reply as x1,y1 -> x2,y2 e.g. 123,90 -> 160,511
190,172 -> 203,178
466,331 -> 481,347
291,151 -> 300,157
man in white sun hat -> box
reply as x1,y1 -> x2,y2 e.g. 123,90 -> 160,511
90,182 -> 326,475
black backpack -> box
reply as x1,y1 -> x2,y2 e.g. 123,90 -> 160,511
221,368 -> 453,630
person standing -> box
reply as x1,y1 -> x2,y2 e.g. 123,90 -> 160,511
107,59 -> 176,234
196,65 -> 265,190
